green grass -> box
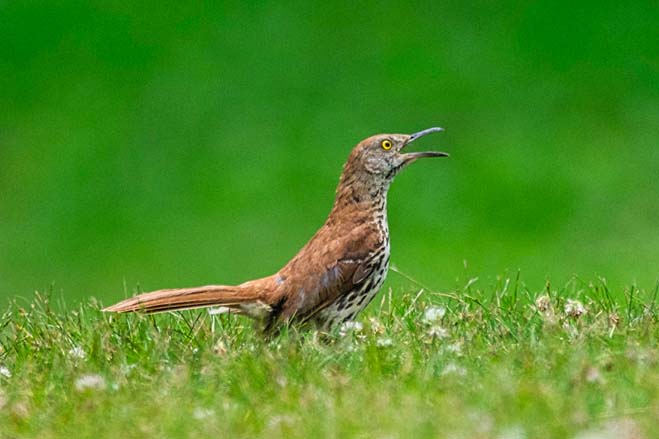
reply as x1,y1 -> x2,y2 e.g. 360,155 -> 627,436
1,275 -> 657,438
2,2 -> 656,436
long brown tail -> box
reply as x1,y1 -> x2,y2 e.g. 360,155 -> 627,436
103,285 -> 260,314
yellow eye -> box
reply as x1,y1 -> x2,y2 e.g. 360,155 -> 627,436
381,139 -> 393,150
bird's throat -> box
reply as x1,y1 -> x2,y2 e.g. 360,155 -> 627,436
329,175 -> 390,226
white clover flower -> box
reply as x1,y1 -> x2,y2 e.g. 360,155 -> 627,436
213,339 -> 228,356
427,325 -> 449,339
423,306 -> 446,323
74,374 -> 106,392
339,321 -> 363,337
376,337 -> 393,347
585,366 -> 603,384
193,407 -> 215,420
535,295 -> 557,326
534,295 -> 552,312
120,363 -> 137,376
574,418 -> 641,439
565,299 -> 587,318
368,317 -> 385,334
276,375 -> 288,388
445,342 -> 463,355
267,414 -> 296,429
68,346 -> 87,360
0,365 -> 11,378
497,425 -> 526,439
441,362 -> 467,377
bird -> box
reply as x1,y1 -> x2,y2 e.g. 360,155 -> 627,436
103,127 -> 449,332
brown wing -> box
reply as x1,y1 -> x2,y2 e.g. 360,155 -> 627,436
275,220 -> 382,322
305,257 -> 378,324
280,256 -> 375,323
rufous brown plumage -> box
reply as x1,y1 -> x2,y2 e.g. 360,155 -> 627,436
103,128 -> 448,332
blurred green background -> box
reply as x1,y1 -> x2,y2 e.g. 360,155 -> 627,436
1,1 -> 658,304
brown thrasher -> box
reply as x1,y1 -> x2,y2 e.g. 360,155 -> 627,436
104,128 -> 448,331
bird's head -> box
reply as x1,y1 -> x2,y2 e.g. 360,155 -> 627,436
346,127 -> 448,182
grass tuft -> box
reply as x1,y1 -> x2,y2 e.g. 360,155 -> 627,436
0,277 -> 657,438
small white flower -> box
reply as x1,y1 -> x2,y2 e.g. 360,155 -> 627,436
208,306 -> 232,315
120,363 -> 136,376
368,317 -> 385,334
339,321 -> 363,337
585,366 -> 603,384
423,306 -> 446,323
276,375 -> 288,388
213,339 -> 228,356
193,407 -> 215,420
445,342 -> 463,355
68,346 -> 87,360
376,337 -> 393,347
0,366 -> 11,378
427,325 -> 449,339
574,418 -> 641,439
74,374 -> 106,392
565,299 -> 587,318
498,425 -> 526,439
534,295 -> 552,312
267,414 -> 295,429
441,362 -> 467,376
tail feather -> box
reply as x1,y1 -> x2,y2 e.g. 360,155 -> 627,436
103,285 -> 259,314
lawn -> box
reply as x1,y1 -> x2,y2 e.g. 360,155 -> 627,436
1,274 -> 656,438
1,4 -> 657,436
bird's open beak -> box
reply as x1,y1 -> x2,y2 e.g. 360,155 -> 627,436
401,127 -> 449,163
